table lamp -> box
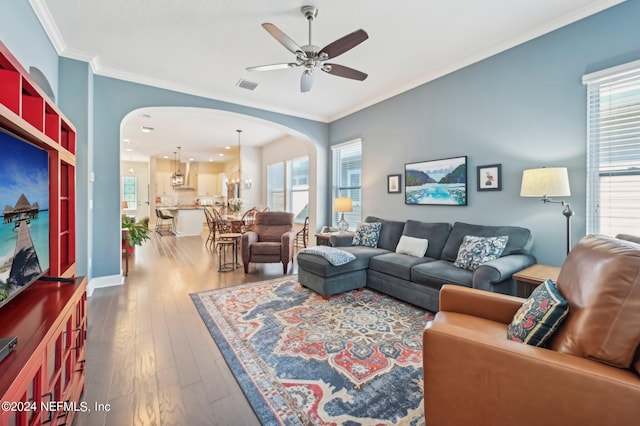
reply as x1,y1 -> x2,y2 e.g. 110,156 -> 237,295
520,167 -> 574,254
334,197 -> 353,232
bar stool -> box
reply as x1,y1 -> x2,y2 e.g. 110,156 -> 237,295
155,208 -> 174,235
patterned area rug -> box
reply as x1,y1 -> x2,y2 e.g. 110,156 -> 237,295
190,277 -> 434,425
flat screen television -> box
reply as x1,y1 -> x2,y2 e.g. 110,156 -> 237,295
0,128 -> 49,309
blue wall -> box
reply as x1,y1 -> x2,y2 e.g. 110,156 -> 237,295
58,58 -> 93,277
0,0 -> 58,99
329,0 -> 640,266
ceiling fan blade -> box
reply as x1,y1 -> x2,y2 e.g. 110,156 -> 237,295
262,23 -> 304,55
246,63 -> 297,72
323,63 -> 368,81
319,29 -> 368,60
301,70 -> 315,93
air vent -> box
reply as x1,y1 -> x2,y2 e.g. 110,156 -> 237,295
237,79 -> 259,91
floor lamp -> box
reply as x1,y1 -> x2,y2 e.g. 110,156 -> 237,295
520,167 -> 574,255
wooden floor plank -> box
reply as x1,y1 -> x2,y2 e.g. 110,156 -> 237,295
181,381 -> 218,426
77,228 -> 297,424
156,367 -> 187,426
133,330 -> 161,426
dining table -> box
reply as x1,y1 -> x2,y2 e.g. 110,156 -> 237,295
224,215 -> 245,233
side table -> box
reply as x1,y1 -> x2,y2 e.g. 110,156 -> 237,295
315,231 -> 355,247
315,233 -> 333,246
512,264 -> 561,297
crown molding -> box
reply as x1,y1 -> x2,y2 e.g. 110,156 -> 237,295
31,0 -> 623,124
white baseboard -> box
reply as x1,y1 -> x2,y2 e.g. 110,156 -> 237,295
87,273 -> 124,297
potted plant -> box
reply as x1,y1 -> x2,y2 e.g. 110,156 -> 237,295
122,216 -> 150,253
229,198 -> 243,214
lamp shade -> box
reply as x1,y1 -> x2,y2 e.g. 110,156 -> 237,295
334,197 -> 353,213
121,201 -> 128,209
520,168 -> 571,197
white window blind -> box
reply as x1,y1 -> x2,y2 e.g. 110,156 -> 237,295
584,60 -> 640,236
287,156 -> 309,223
267,162 -> 285,211
332,139 -> 362,229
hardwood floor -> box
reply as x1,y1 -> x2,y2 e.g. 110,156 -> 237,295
76,229 -> 298,426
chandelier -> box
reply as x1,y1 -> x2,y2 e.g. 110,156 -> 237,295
230,130 -> 252,189
171,146 -> 184,187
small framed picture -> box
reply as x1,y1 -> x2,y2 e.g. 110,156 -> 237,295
477,164 -> 502,191
387,174 -> 401,193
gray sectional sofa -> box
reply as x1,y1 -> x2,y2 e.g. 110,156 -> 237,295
297,216 -> 536,312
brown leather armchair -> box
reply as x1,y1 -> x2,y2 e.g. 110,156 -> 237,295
423,234 -> 640,426
241,211 -> 296,273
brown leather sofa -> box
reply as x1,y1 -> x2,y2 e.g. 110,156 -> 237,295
423,234 -> 640,426
242,211 -> 296,273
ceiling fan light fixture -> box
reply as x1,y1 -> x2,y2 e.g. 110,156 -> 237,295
247,6 -> 368,93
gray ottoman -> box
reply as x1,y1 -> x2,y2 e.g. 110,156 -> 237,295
296,246 -> 387,298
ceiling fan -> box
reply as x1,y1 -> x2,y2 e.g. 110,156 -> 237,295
246,5 -> 369,93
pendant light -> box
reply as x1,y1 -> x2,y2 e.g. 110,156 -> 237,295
171,147 -> 184,187
231,130 -> 252,189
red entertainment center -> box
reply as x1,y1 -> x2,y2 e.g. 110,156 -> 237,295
0,41 -> 86,425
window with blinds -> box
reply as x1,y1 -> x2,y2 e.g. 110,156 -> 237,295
287,156 -> 309,223
332,139 -> 362,229
267,162 -> 285,211
584,60 -> 640,237
266,157 -> 309,222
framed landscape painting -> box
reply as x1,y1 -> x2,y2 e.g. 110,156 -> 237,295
405,156 -> 467,205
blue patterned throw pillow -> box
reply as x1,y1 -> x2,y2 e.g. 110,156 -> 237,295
453,235 -> 509,270
507,279 -> 569,347
351,222 -> 382,248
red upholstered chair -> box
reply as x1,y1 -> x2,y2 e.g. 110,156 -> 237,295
241,211 -> 295,273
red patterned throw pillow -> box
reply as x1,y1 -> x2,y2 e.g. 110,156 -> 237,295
507,279 -> 569,347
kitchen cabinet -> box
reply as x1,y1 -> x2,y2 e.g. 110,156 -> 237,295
157,172 -> 173,195
197,173 -> 217,196
197,173 -> 227,197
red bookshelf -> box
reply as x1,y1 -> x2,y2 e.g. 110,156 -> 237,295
0,41 -> 84,425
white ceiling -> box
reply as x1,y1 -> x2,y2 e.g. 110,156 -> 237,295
32,0 -> 621,162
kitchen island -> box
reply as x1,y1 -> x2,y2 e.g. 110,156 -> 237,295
160,206 -> 205,237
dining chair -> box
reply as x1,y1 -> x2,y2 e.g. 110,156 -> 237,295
295,216 -> 309,249
240,207 -> 259,233
203,207 -> 217,249
219,205 -> 233,216
212,207 -> 232,234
